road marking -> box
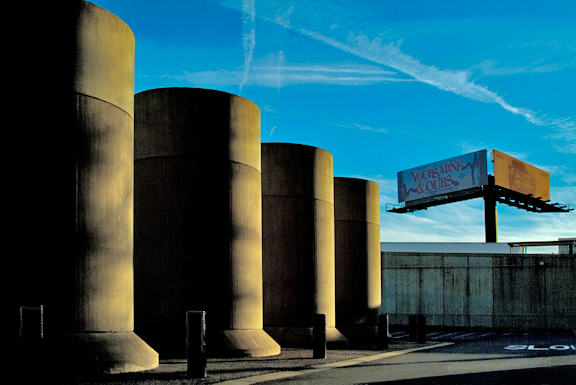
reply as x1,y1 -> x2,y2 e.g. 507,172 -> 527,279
505,345 -> 576,351
550,346 -> 571,350
477,332 -> 496,339
432,332 -> 464,338
457,332 -> 481,339
214,343 -> 454,385
426,332 -> 445,336
392,331 -> 502,341
528,345 -> 549,350
505,345 -> 528,350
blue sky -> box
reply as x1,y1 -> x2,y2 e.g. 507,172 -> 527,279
92,0 -> 575,244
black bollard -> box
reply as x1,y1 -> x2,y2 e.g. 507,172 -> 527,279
313,314 -> 327,359
408,315 -> 417,342
186,311 -> 207,378
417,315 -> 426,343
378,314 -> 389,349
19,306 -> 44,352
18,306 -> 44,377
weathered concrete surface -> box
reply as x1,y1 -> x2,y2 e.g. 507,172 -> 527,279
72,95 -> 135,331
468,256 -> 494,328
134,88 -> 279,358
36,1 -> 159,375
50,332 -> 159,375
262,143 -> 347,347
334,177 -> 381,341
73,0 -> 135,116
381,252 -> 575,332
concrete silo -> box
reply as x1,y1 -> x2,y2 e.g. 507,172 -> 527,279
134,87 -> 280,358
261,143 -> 347,347
334,177 -> 381,341
38,1 -> 159,375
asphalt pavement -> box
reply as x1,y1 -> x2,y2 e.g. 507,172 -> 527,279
247,331 -> 576,385
43,330 -> 575,385
46,340 -> 436,385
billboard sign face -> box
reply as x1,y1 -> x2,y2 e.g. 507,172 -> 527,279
493,150 -> 550,200
398,150 -> 488,203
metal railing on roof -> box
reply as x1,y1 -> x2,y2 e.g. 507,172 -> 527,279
507,240 -> 575,255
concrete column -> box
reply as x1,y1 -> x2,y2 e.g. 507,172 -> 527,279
262,143 -> 347,347
41,1 -> 159,375
334,177 -> 381,341
134,87 -> 280,358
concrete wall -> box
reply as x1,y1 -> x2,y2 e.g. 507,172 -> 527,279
334,177 -> 381,340
134,87 -> 279,358
381,252 -> 576,332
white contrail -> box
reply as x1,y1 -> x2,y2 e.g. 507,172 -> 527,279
211,0 -> 575,151
240,0 -> 256,92
267,125 -> 276,139
170,68 -> 412,87
295,26 -> 575,151
246,0 -> 575,152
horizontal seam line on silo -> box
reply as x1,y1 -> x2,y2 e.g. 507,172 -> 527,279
133,155 -> 261,172
74,92 -> 134,121
334,218 -> 380,225
262,195 -> 334,205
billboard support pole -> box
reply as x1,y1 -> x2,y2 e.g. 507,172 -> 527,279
484,175 -> 498,243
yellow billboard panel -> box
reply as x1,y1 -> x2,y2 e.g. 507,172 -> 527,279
493,150 -> 550,200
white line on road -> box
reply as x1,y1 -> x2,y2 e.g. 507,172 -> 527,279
456,332 -> 481,339
477,333 -> 496,338
426,332 -> 446,337
431,332 -> 465,338
214,343 -> 454,385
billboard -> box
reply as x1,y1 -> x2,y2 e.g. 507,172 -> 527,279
398,150 -> 488,203
493,150 -> 550,200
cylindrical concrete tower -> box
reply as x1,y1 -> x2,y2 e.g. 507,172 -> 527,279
40,1 -> 159,375
334,177 -> 382,341
134,87 -> 280,358
261,143 -> 347,347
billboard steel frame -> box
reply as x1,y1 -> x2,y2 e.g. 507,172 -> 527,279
387,175 -> 573,243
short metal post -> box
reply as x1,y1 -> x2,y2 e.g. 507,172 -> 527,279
378,314 -> 389,349
313,314 -> 327,359
18,305 -> 44,377
417,315 -> 426,343
19,306 -> 43,352
186,311 -> 207,378
408,315 -> 417,342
